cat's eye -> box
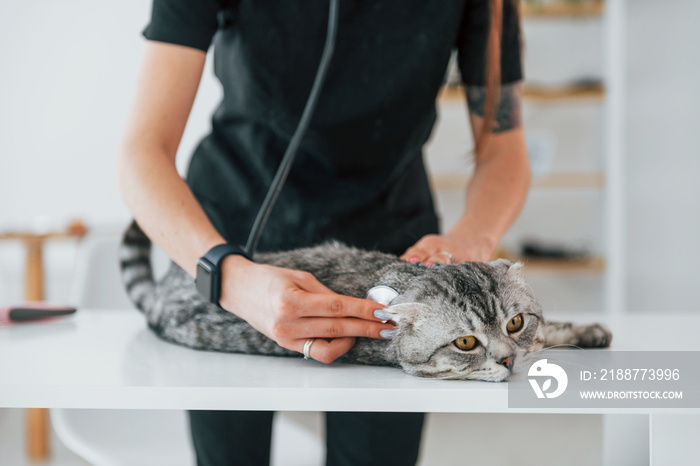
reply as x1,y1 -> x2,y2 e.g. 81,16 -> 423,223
454,336 -> 480,351
506,314 -> 524,333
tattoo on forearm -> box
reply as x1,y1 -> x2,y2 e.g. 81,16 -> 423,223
465,83 -> 523,133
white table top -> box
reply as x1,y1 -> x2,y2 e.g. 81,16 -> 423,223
1,309 -> 698,413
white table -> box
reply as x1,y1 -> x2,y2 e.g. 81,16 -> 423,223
1,309 -> 698,414
2,309 -> 700,465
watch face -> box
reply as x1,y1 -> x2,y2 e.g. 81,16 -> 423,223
195,260 -> 215,302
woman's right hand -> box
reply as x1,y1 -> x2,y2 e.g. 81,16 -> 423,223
218,255 -> 396,364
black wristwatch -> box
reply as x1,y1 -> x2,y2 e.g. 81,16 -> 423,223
195,244 -> 252,306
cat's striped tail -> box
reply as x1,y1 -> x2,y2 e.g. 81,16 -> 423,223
119,221 -> 156,313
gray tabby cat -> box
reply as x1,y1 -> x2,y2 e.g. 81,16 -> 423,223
120,221 -> 612,382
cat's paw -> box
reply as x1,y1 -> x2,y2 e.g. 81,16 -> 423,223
576,323 -> 613,348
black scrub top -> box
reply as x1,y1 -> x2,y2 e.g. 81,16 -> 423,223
143,0 -> 522,255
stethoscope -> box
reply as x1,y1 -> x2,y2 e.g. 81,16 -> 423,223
244,0 -> 340,256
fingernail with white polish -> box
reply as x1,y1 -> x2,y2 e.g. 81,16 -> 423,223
374,309 -> 394,321
380,329 -> 396,340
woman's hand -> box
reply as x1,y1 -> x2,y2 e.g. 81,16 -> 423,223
218,255 -> 395,364
403,83 -> 529,267
400,230 -> 497,265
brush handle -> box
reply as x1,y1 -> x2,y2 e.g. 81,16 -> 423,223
0,304 -> 77,323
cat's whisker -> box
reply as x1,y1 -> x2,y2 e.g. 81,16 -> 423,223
521,282 -> 538,301
432,373 -> 464,381
385,302 -> 427,312
542,343 -> 585,351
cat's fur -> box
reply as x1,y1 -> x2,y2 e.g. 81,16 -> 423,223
120,221 -> 612,381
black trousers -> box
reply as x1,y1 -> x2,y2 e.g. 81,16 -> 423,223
189,410 -> 424,466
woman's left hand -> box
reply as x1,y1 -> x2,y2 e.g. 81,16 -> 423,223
400,231 -> 496,265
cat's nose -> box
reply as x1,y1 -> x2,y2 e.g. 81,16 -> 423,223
498,354 -> 515,370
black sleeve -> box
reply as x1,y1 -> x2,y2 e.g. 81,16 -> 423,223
456,0 -> 523,85
142,0 -> 223,52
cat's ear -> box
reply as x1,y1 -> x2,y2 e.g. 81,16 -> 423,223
491,258 -> 525,281
491,257 -> 514,269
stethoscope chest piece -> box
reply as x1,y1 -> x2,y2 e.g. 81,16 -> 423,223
365,285 -> 399,306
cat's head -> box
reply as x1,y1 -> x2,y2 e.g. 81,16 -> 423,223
373,259 -> 545,381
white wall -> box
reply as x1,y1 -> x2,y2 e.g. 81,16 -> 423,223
0,0 -> 698,313
0,0 -> 222,303
0,1 -> 222,227
624,0 -> 700,312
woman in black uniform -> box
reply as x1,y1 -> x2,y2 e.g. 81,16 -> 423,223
117,1 -> 529,464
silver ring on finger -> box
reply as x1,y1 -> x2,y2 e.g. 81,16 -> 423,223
303,338 -> 315,360
438,251 -> 456,264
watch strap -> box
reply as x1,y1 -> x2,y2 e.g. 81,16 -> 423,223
197,243 -> 252,305
203,243 -> 252,268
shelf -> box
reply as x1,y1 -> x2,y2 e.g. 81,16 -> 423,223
0,230 -> 86,242
522,83 -> 605,102
495,249 -> 605,275
512,255 -> 605,275
439,84 -> 605,104
521,1 -> 604,18
429,171 -> 604,191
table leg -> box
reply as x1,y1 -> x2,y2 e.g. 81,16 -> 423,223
24,238 -> 50,461
26,409 -> 50,461
25,238 -> 44,301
